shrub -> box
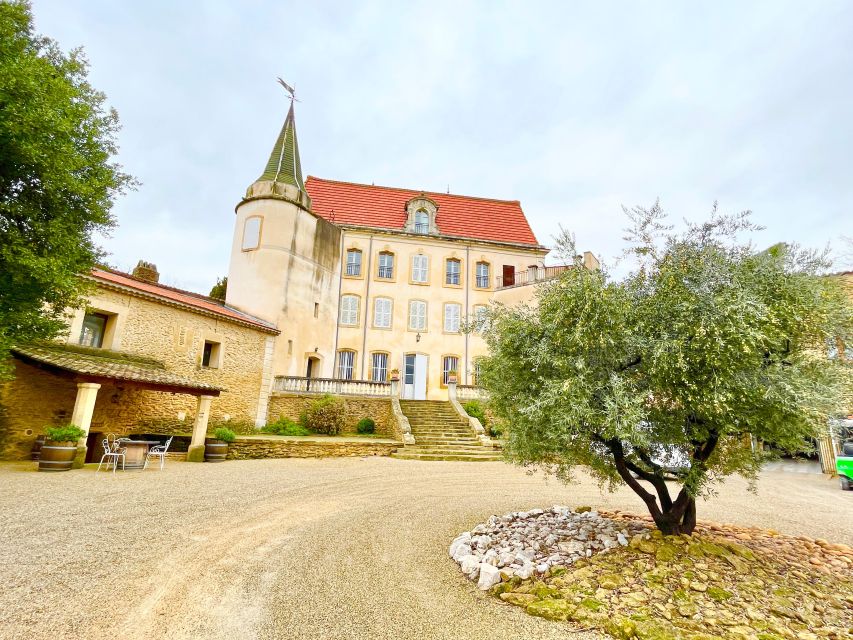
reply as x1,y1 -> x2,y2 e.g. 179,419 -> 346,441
356,417 -> 375,434
304,394 -> 347,435
489,423 -> 505,438
463,400 -> 488,429
44,424 -> 86,443
212,427 -> 236,443
261,418 -> 312,436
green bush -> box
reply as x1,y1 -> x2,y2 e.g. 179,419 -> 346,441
261,417 -> 312,436
44,424 -> 86,443
304,395 -> 347,435
489,423 -> 504,438
212,427 -> 236,443
356,417 -> 375,434
463,400 -> 488,429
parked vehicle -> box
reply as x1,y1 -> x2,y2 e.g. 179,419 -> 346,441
838,441 -> 853,491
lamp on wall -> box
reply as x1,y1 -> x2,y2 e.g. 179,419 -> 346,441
415,332 -> 421,343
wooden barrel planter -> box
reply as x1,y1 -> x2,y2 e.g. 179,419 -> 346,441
204,439 -> 228,462
38,440 -> 78,472
30,435 -> 46,461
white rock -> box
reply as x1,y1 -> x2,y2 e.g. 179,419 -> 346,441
617,533 -> 628,546
452,543 -> 473,562
477,563 -> 502,590
515,561 -> 535,579
536,563 -> 549,574
449,534 -> 470,558
460,554 -> 481,579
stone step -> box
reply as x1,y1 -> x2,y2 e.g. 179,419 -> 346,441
412,437 -> 481,444
390,452 -> 503,462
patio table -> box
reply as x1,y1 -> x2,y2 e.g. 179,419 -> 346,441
117,440 -> 160,470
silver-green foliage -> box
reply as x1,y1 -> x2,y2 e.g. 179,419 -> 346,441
478,203 -> 851,534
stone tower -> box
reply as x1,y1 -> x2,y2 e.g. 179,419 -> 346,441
225,99 -> 341,382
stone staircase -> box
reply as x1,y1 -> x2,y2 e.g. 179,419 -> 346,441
391,400 -> 502,462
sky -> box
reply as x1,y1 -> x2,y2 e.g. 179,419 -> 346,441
31,0 -> 853,293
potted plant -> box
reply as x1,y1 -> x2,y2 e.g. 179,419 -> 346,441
446,370 -> 458,384
38,424 -> 86,472
389,368 -> 400,382
205,427 -> 235,462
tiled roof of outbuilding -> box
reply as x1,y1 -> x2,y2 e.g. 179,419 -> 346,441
88,269 -> 279,334
304,177 -> 544,248
11,344 -> 222,394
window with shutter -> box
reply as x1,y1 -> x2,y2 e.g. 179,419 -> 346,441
339,295 -> 359,325
444,303 -> 461,333
373,298 -> 392,328
411,255 -> 428,283
408,300 -> 427,330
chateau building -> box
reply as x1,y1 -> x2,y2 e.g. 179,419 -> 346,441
226,100 -> 598,401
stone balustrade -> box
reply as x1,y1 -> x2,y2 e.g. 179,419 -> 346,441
273,376 -> 392,397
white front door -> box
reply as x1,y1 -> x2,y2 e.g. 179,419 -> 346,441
403,354 -> 428,400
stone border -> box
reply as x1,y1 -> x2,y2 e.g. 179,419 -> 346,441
447,382 -> 492,446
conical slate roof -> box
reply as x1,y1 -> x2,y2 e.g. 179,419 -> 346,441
256,100 -> 304,190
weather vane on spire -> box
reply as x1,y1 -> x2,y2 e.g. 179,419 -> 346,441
277,77 -> 299,103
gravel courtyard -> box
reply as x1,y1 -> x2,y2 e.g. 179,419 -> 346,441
0,458 -> 849,640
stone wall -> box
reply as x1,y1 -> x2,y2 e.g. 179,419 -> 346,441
266,393 -> 399,438
227,437 -> 399,459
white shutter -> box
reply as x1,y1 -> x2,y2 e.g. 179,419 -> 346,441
374,298 -> 391,328
409,300 -> 426,330
444,304 -> 460,332
412,255 -> 428,282
340,296 -> 358,325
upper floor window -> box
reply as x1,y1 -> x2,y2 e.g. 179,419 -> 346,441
444,303 -> 461,333
475,262 -> 490,288
373,297 -> 392,328
414,210 -> 429,234
202,340 -> 222,369
377,251 -> 394,279
337,350 -> 355,380
339,295 -> 359,326
445,258 -> 461,285
241,216 -> 262,251
371,352 -> 389,382
442,355 -> 459,385
408,300 -> 427,331
411,255 -> 429,283
472,304 -> 488,332
345,249 -> 362,276
79,312 -> 109,348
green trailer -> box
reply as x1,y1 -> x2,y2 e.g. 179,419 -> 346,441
838,447 -> 853,491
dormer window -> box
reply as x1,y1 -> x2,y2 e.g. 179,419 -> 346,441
404,196 -> 439,235
414,210 -> 429,234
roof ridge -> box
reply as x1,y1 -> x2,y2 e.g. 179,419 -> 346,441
306,175 -> 522,205
95,267 -> 221,304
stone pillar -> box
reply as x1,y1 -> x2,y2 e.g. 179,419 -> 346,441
187,395 -> 214,462
390,379 -> 400,397
71,382 -> 101,468
447,380 -> 457,403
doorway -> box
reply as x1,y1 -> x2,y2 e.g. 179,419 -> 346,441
305,356 -> 320,391
403,353 -> 427,400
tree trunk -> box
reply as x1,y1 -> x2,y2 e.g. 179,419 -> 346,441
652,496 -> 696,535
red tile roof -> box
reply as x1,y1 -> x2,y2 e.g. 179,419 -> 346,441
305,176 -> 543,248
89,268 -> 279,334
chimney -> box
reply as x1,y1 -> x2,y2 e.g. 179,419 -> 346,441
132,260 -> 160,283
582,251 -> 600,271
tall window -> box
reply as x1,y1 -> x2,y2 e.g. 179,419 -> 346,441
202,340 -> 222,369
472,359 -> 482,386
442,356 -> 459,385
371,352 -> 389,382
411,255 -> 429,283
444,303 -> 461,333
408,300 -> 427,330
79,312 -> 108,348
339,295 -> 359,325
345,249 -> 362,276
476,262 -> 490,288
337,350 -> 355,380
445,258 -> 461,285
242,216 -> 262,251
414,209 -> 429,234
472,304 -> 488,332
373,297 -> 392,328
377,251 -> 394,279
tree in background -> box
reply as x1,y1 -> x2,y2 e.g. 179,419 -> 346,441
478,203 -> 852,535
0,1 -> 134,377
209,276 -> 227,301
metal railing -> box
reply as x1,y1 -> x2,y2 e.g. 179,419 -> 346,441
456,385 -> 487,401
414,223 -> 429,234
273,376 -> 392,397
496,265 -> 572,289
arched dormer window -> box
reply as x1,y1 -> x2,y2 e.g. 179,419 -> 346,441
414,210 -> 429,234
404,196 -> 439,235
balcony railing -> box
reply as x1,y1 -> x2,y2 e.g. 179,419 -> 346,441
496,265 -> 572,290
456,384 -> 487,401
414,223 -> 429,234
273,376 -> 392,397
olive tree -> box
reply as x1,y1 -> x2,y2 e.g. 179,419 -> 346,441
478,203 -> 851,535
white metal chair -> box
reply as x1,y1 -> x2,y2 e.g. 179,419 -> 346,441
144,436 -> 173,471
97,438 -> 126,474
